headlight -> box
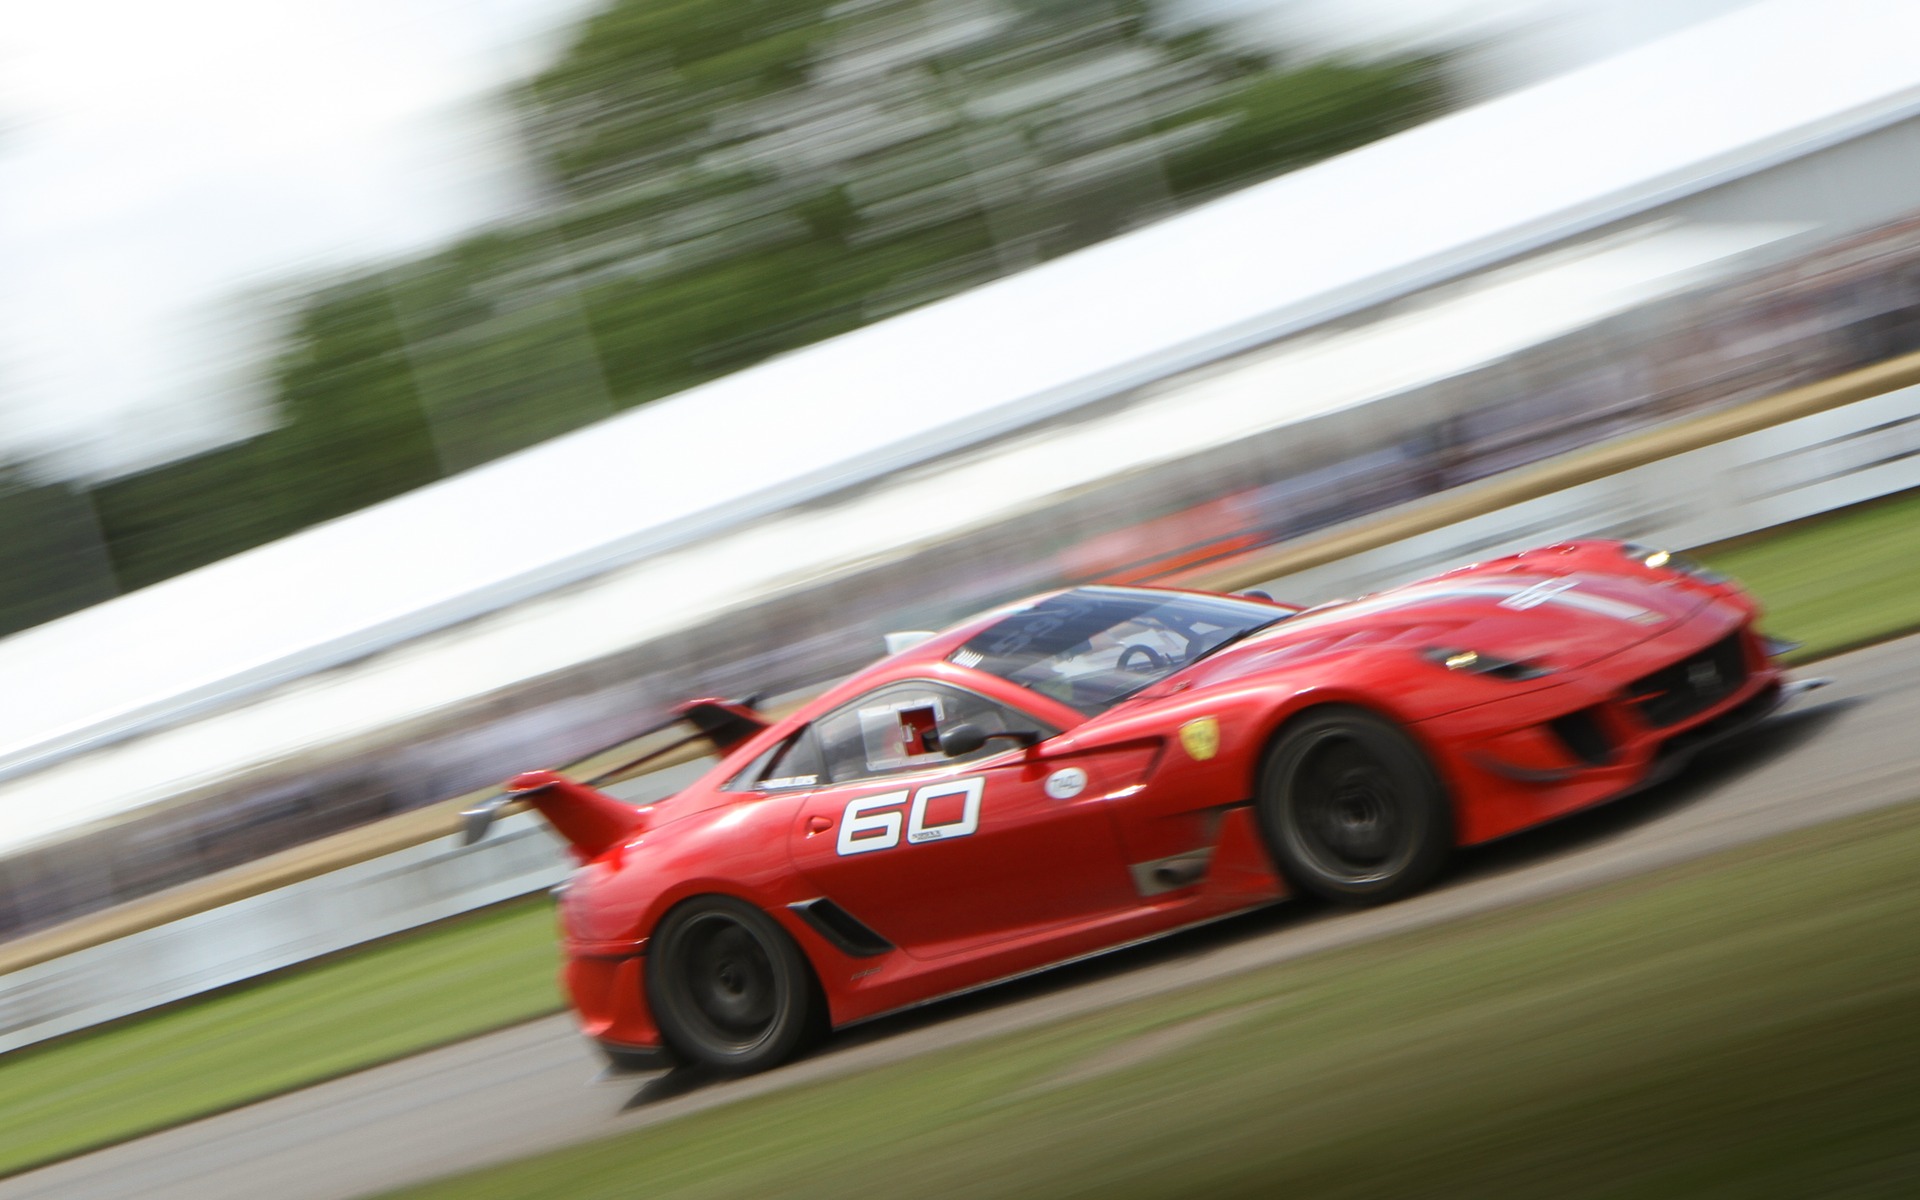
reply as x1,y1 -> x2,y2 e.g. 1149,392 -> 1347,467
1421,647 -> 1553,681
1622,543 -> 1727,584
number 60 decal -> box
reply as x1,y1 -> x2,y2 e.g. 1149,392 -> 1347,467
837,778 -> 983,856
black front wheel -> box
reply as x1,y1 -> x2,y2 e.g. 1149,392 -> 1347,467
647,896 -> 822,1073
1256,707 -> 1452,905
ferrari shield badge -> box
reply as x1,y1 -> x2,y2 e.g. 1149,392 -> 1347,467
1179,717 -> 1220,761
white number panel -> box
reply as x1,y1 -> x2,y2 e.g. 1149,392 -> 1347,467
837,778 -> 984,856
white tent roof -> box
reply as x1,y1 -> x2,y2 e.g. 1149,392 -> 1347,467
4,0 -> 1918,785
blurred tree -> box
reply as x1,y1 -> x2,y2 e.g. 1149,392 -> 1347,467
0,465 -> 119,634
91,274 -> 443,593
62,0 -> 1452,629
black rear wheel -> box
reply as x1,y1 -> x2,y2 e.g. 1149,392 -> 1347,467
1256,707 -> 1452,905
647,896 -> 821,1073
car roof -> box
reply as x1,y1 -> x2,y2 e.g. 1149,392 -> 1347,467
698,583 -> 1289,783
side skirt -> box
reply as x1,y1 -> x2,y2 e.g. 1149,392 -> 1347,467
832,899 -> 1281,1033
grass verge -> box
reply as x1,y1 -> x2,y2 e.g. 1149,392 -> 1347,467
1697,485 -> 1920,660
383,801 -> 1920,1200
0,896 -> 561,1178
5,484 -> 1920,1180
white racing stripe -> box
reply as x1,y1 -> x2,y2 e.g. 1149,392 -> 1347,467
1276,576 -> 1658,632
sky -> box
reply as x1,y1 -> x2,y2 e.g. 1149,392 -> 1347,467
0,0 -> 1757,481
0,0 -> 593,479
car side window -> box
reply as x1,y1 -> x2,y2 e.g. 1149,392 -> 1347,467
814,682 -> 1051,784
726,728 -> 825,792
759,728 -> 825,790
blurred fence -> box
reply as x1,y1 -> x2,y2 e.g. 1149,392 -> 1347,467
0,811 -> 566,1056
7,357 -> 1920,1054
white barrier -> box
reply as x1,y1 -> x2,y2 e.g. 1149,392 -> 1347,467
1267,381 -> 1920,603
0,812 -> 569,1056
6,380 -> 1920,1056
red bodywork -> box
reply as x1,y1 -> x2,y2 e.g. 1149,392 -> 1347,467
521,540 -> 1789,1063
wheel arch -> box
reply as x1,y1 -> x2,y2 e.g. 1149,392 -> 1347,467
1245,691 -> 1447,803
644,889 -> 831,1072
1245,698 -> 1457,904
647,887 -> 834,1001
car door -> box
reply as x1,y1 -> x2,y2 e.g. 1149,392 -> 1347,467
786,681 -> 1135,960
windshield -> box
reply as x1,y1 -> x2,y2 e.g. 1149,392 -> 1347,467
950,587 -> 1286,714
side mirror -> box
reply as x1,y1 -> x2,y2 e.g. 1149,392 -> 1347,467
940,723 -> 1041,757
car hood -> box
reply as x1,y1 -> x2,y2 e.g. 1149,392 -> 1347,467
1169,568 -> 1713,688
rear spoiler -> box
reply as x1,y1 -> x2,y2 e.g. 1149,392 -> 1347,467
465,770 -> 649,860
460,695 -> 769,858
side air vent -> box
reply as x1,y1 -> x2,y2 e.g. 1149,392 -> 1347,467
1128,848 -> 1214,897
789,898 -> 894,958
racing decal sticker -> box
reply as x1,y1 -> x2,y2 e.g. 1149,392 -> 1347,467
836,778 -> 984,856
1044,767 -> 1088,800
1179,717 -> 1220,761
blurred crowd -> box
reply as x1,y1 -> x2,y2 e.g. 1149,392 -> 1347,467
6,204 -> 1920,942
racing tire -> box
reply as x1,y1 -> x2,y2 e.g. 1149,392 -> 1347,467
647,896 -> 822,1074
1255,707 -> 1452,906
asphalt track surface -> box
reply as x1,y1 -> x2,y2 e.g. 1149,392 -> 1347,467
9,635 -> 1920,1200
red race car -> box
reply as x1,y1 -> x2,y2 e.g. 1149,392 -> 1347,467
466,539 -> 1812,1075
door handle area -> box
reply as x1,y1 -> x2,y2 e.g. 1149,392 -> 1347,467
806,815 -> 833,834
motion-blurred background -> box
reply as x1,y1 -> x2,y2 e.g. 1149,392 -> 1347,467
1,0 -> 1768,624
5,0 -> 1920,1157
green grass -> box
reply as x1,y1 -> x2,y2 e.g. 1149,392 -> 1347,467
383,802 -> 1920,1200
6,486 -> 1920,1182
1698,486 -> 1920,660
0,897 -> 561,1178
